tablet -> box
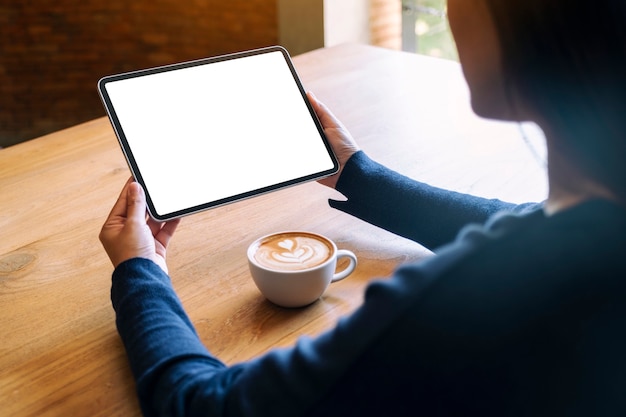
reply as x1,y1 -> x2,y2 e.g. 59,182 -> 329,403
98,46 -> 338,221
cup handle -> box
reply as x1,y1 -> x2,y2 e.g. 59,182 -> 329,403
331,249 -> 357,283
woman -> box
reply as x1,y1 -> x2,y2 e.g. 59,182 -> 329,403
100,0 -> 626,415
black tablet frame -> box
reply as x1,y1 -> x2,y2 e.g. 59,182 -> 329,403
98,46 -> 338,221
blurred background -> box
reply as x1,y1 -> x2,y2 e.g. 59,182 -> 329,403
0,0 -> 453,148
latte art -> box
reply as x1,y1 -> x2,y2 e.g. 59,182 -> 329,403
254,233 -> 332,271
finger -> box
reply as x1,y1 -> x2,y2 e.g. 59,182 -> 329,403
147,215 -> 179,238
307,91 -> 342,130
126,181 -> 148,222
104,177 -> 134,222
147,217 -> 163,237
155,218 -> 181,249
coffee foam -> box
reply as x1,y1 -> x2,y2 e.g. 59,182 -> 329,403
253,233 -> 332,271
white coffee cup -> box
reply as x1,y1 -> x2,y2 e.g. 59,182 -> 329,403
247,231 -> 357,308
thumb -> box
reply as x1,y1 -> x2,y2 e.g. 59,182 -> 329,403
126,182 -> 147,221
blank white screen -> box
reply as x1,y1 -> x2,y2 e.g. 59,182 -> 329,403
103,50 -> 336,218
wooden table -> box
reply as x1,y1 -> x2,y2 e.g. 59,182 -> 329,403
0,44 -> 547,416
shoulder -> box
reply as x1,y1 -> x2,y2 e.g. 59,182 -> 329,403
361,199 -> 626,360
353,199 -> 626,411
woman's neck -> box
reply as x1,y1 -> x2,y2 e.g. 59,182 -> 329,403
543,136 -> 617,216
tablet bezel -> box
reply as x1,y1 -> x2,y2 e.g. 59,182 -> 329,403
98,46 -> 339,221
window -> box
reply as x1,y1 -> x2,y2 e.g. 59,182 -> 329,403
401,0 -> 457,60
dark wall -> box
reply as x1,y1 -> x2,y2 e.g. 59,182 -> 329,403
0,1 -> 278,147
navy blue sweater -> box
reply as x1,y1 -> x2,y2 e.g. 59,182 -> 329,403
112,151 -> 626,416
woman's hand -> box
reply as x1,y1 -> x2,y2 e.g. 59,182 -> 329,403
99,179 -> 180,273
307,92 -> 360,189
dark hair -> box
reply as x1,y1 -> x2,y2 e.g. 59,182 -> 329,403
484,0 -> 626,201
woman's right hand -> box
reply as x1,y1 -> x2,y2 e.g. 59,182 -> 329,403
99,179 -> 180,273
307,92 -> 360,189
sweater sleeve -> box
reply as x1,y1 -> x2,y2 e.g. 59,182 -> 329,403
110,257 -> 420,417
111,258 -> 237,417
329,151 -> 539,250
